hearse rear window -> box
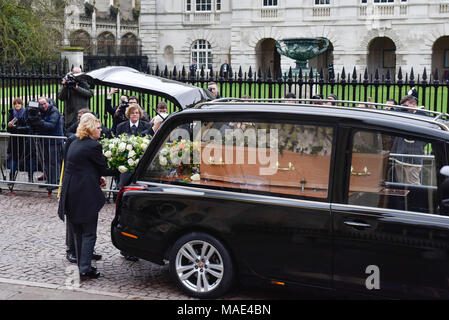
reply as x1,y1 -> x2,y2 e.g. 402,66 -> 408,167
140,121 -> 334,199
348,130 -> 437,214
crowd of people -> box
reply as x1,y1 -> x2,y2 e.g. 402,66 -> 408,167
300,87 -> 419,111
5,68 -> 174,277
5,66 -> 426,281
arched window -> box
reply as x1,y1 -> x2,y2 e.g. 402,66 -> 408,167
191,39 -> 212,70
70,30 -> 92,55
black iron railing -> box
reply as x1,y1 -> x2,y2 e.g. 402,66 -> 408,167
1,62 -> 449,132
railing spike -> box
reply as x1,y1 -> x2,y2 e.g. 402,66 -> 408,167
422,67 -> 427,83
434,68 -> 439,83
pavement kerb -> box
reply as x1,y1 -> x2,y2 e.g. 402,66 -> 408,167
0,277 -> 154,300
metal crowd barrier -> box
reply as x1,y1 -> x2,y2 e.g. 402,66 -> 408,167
0,133 -> 119,197
388,153 -> 436,187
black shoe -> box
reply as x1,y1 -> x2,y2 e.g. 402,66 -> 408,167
80,268 -> 100,280
92,252 -> 102,261
66,252 -> 77,263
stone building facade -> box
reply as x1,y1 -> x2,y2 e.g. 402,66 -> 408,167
64,0 -> 140,57
140,0 -> 449,79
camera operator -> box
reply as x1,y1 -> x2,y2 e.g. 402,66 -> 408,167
105,88 -> 131,135
58,67 -> 94,130
27,97 -> 64,192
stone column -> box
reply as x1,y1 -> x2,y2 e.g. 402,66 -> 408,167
91,7 -> 97,55
117,10 -> 121,55
140,0 -> 158,70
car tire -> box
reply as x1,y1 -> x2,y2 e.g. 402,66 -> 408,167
169,232 -> 234,299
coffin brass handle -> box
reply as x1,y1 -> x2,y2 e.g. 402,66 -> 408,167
274,161 -> 295,171
207,157 -> 225,166
351,166 -> 371,176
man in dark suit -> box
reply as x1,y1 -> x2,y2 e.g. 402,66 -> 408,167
115,103 -> 154,137
220,60 -> 231,78
58,114 -> 118,279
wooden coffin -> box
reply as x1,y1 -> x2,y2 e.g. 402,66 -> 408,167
349,151 -> 390,193
200,143 -> 331,190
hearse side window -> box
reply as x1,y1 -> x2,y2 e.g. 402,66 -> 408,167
348,130 -> 437,214
140,121 -> 334,199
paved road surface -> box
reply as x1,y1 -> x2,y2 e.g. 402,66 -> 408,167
0,188 -> 298,301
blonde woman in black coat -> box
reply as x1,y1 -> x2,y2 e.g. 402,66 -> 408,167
58,113 -> 118,280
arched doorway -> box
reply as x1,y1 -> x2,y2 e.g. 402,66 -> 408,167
69,30 -> 91,55
367,37 -> 396,77
97,32 -> 116,56
308,40 -> 334,78
432,36 -> 449,81
121,33 -> 138,56
256,38 -> 281,78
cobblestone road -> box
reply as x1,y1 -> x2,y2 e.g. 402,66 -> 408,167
0,188 -> 295,300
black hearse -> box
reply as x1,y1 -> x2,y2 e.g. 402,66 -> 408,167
82,67 -> 449,299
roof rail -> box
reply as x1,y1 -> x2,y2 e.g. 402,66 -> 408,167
196,98 -> 449,131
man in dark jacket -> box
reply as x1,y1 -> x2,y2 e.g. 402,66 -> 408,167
105,88 -> 129,135
28,97 -> 64,192
58,67 -> 94,129
220,60 -> 231,78
189,60 -> 197,79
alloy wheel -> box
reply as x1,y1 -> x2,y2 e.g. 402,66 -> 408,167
175,240 -> 224,294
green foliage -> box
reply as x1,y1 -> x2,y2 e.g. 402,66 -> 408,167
84,1 -> 94,16
132,8 -> 140,20
0,0 -> 66,65
109,5 -> 118,18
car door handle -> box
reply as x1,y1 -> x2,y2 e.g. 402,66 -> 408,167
344,221 -> 371,230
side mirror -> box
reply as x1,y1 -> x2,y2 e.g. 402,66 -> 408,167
441,166 -> 449,177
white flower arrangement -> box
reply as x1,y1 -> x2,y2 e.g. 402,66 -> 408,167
101,134 -> 151,173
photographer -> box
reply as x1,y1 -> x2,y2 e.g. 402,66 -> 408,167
207,82 -> 221,99
58,67 -> 94,130
105,88 -> 130,135
6,98 -> 35,183
27,97 -> 64,192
